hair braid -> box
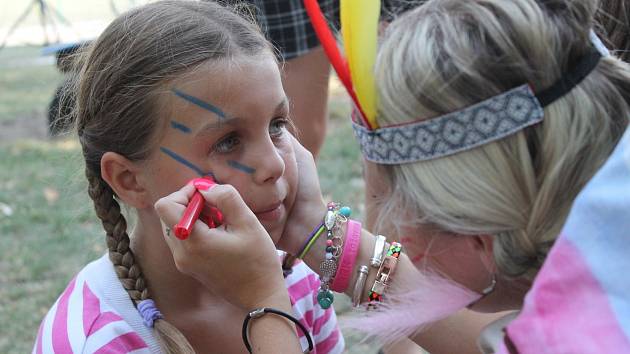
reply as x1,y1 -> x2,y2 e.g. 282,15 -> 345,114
86,167 -> 148,301
85,167 -> 194,353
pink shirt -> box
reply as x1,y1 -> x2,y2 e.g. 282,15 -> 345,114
33,253 -> 344,353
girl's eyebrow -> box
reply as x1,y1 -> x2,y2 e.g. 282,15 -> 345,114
194,97 -> 289,137
195,117 -> 243,136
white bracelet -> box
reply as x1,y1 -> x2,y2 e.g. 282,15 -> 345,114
370,235 -> 387,268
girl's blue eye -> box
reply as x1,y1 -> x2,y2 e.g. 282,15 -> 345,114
269,118 -> 288,137
213,134 -> 240,154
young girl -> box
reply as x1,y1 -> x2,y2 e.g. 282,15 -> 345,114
154,0 -> 630,352
32,1 -> 343,353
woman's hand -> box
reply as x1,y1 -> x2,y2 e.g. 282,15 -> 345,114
155,183 -> 289,310
277,135 -> 327,255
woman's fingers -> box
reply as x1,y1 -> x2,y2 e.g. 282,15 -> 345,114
154,184 -> 196,243
197,184 -> 257,228
155,182 -> 268,256
154,180 -> 286,310
291,133 -> 315,169
154,183 -> 197,221
291,134 -> 321,193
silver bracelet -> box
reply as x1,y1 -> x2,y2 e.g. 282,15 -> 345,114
351,265 -> 369,308
370,235 -> 387,268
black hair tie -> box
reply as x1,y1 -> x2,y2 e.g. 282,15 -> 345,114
242,307 -> 314,354
535,49 -> 602,107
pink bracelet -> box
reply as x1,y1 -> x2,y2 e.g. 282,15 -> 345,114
330,219 -> 361,292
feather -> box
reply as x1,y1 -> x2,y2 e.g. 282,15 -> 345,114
304,0 -> 372,129
341,268 -> 481,345
341,0 -> 380,129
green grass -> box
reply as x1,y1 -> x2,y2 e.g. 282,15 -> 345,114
0,46 -> 62,122
319,117 -> 366,218
0,140 -> 106,353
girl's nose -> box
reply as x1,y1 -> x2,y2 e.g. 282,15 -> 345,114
250,139 -> 285,185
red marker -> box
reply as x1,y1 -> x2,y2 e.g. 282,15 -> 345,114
173,176 -> 224,240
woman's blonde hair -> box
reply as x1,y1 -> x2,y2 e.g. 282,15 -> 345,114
72,1 -> 271,352
374,0 -> 630,280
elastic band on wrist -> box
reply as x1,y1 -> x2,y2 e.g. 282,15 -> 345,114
298,224 -> 326,259
242,307 -> 314,353
330,219 -> 361,292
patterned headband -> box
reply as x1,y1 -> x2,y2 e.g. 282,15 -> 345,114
353,48 -> 604,165
302,2 -> 608,164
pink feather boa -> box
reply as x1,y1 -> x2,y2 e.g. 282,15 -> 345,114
341,267 -> 481,345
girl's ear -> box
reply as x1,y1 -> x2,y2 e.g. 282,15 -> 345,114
467,234 -> 496,270
100,152 -> 151,209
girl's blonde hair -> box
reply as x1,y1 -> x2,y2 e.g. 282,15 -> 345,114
374,0 -> 630,280
73,1 -> 271,352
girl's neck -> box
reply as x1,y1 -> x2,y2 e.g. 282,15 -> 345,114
130,210 -> 251,353
130,210 -> 225,311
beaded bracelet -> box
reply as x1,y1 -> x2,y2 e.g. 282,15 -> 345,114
368,242 -> 402,308
317,202 -> 350,309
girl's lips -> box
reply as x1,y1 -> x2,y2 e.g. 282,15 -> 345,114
254,202 -> 284,222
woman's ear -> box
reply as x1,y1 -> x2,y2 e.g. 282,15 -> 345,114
100,152 -> 151,209
467,234 -> 496,270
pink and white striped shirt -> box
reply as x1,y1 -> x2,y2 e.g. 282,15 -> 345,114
33,253 -> 344,353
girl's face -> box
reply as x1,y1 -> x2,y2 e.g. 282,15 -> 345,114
142,55 -> 297,243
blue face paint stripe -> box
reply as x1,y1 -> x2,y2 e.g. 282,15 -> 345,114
227,160 -> 256,174
170,120 -> 192,133
160,146 -> 211,177
172,89 -> 226,119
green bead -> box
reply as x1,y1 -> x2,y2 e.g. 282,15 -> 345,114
317,290 -> 334,309
339,206 -> 352,217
